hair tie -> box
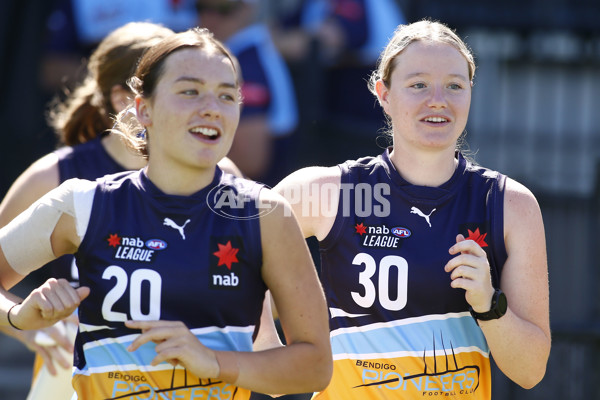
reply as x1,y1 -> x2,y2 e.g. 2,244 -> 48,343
7,302 -> 22,330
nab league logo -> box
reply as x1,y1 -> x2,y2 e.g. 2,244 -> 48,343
355,223 -> 407,249
107,233 -> 167,263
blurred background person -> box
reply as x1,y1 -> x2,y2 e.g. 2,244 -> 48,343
41,0 -> 198,93
0,0 -> 199,214
267,0 -> 406,166
195,0 -> 299,186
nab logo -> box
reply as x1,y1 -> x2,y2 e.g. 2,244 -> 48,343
213,273 -> 239,287
145,239 -> 167,250
392,227 -> 411,238
210,239 -> 242,290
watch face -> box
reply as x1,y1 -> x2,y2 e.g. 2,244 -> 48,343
497,290 -> 508,316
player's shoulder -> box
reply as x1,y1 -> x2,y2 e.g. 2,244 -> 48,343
502,176 -> 543,237
275,166 -> 341,192
504,176 -> 539,209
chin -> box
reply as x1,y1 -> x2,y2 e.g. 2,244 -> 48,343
193,149 -> 220,165
420,134 -> 458,148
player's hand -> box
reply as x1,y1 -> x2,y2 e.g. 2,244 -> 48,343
10,278 -> 89,331
445,234 -> 495,313
125,320 -> 220,379
20,321 -> 76,375
30,315 -> 79,375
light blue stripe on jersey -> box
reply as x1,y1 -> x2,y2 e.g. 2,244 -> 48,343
78,326 -> 255,373
330,313 -> 489,359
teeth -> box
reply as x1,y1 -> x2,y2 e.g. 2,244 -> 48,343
190,127 -> 218,136
424,117 -> 447,123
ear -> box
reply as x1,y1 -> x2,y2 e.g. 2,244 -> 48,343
110,85 -> 133,113
375,79 -> 390,116
135,95 -> 152,126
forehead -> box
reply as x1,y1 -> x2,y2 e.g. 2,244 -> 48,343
161,47 -> 237,84
394,40 -> 469,77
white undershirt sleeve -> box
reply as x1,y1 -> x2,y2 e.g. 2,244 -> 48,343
72,180 -> 95,240
0,178 -> 96,276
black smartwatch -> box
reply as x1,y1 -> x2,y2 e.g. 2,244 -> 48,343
469,288 -> 507,321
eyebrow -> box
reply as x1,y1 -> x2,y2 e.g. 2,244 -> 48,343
174,76 -> 237,89
404,72 -> 469,81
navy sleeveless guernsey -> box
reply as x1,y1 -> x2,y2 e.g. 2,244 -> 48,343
72,168 -> 265,400
315,148 -> 507,400
56,136 -> 127,182
50,137 -> 128,284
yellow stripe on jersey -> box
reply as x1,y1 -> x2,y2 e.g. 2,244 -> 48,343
72,367 -> 249,400
314,351 -> 491,399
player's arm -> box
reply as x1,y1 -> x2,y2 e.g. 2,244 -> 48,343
217,156 -> 244,178
228,189 -> 332,393
273,166 -> 341,240
0,156 -> 87,371
477,178 -> 551,388
193,190 -> 333,394
0,181 -> 90,330
252,291 -> 283,352
268,166 -> 340,320
0,153 -> 60,227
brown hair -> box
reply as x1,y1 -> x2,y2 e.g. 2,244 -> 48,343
113,27 -> 240,158
47,22 -> 174,146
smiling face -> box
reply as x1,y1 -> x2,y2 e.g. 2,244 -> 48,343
376,40 -> 472,154
136,46 -> 240,173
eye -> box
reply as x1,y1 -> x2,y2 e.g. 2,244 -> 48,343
410,82 -> 426,89
448,83 -> 463,90
180,89 -> 198,96
220,93 -> 236,102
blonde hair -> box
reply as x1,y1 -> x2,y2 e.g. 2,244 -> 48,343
368,19 -> 475,151
368,19 -> 475,97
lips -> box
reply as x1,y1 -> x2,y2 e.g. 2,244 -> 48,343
189,126 -> 221,140
422,116 -> 449,123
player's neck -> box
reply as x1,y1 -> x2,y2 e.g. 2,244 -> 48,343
102,134 -> 146,170
389,146 -> 458,187
145,161 -> 216,196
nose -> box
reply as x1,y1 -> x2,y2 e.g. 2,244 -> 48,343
197,93 -> 221,119
427,85 -> 447,108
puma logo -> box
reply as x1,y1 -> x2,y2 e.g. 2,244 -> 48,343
410,207 -> 436,228
163,218 -> 191,240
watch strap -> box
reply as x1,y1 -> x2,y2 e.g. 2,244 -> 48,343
469,288 -> 507,321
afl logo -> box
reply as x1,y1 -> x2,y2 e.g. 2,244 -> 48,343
146,239 -> 167,250
392,227 -> 411,238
